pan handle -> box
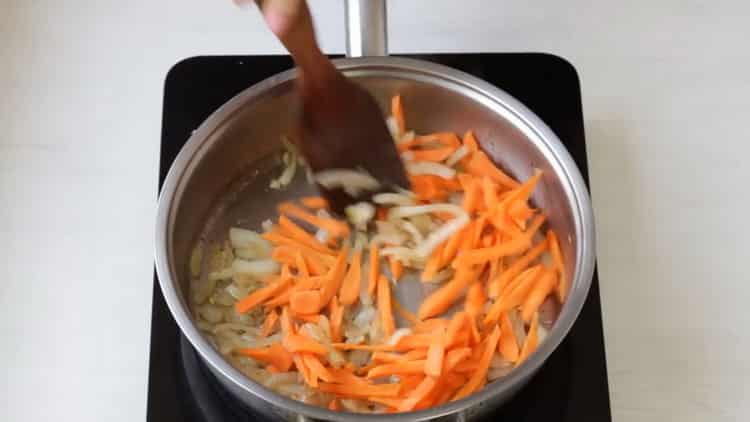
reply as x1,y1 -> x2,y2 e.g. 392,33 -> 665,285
344,0 -> 387,57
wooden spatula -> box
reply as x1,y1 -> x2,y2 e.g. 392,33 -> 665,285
257,0 -> 409,214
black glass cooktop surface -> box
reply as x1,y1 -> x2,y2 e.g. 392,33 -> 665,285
147,53 -> 611,422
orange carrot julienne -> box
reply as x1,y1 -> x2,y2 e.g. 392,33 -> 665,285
482,176 -> 500,210
484,265 -> 543,325
452,235 -> 531,268
421,244 -> 443,282
521,268 -> 557,323
263,232 -> 336,264
293,313 -> 320,324
518,312 -> 540,363
377,275 -> 396,337
462,130 -> 479,154
452,325 -> 501,401
300,196 -> 328,210
318,382 -> 401,398
262,286 -> 291,308
280,306 -> 294,335
303,354 -> 334,383
332,343 -> 396,352
392,94 -> 406,134
444,311 -> 468,348
398,376 -> 437,412
464,151 -> 520,189
319,246 -> 349,307
293,354 -> 315,387
372,351 -> 408,363
498,312 -> 520,362
367,360 -> 427,379
367,243 -> 380,298
404,348 -> 429,361
425,337 -> 445,377
444,347 -> 472,372
293,250 -> 309,277
488,238 -> 548,298
413,318 -> 449,334
261,309 -> 279,337
392,298 -> 419,326
418,266 -> 481,320
547,230 -> 568,303
330,296 -> 344,343
388,256 -> 404,281
277,215 -> 335,255
278,202 -> 350,239
235,277 -> 292,314
328,399 -> 340,411
235,342 -> 293,372
339,249 -> 362,306
283,332 -> 328,355
465,281 -> 486,318
289,289 -> 322,315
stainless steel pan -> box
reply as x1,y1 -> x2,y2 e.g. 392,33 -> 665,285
154,1 -> 596,420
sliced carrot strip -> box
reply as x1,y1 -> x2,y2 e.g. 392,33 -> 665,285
421,244 -> 443,282
235,342 -> 293,372
329,296 -> 344,343
282,333 -> 328,355
263,233 -> 337,265
377,275 -> 396,337
521,269 -> 557,323
367,243 -> 380,298
518,312 -> 540,363
319,246 -> 349,307
398,376 -> 438,412
339,249 -> 362,306
392,94 -> 405,134
235,277 -> 292,314
444,311 -> 468,348
498,312 -> 520,362
464,151 -> 520,189
303,354 -> 334,383
425,337 -> 445,377
404,348 -> 429,360
262,286 -> 291,308
280,306 -> 294,335
462,131 -> 479,154
547,230 -> 568,303
300,196 -> 328,210
452,325 -> 501,400
418,266 -> 481,320
393,334 -> 433,351
465,281 -> 486,318
452,235 -> 531,268
413,318 -> 449,334
388,256 -> 404,281
278,202 -> 350,239
372,351 -> 407,363
482,176 -> 500,209
392,298 -> 420,326
328,399 -> 340,411
367,360 -> 427,379
444,347 -> 472,372
293,354 -> 314,387
484,265 -> 543,325
277,215 -> 335,255
289,290 -> 322,315
488,238 -> 548,298
293,250 -> 309,277
261,309 -> 279,337
332,343 -> 396,352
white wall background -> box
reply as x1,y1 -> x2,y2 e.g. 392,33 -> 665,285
1,1 -> 748,421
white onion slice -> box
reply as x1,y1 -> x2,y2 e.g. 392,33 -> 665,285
399,130 -> 415,145
232,258 -> 280,278
445,145 -> 469,167
405,161 -> 456,179
314,169 -> 380,196
229,228 -> 271,257
398,220 -> 424,244
387,203 -> 465,220
415,212 -> 470,258
386,328 -> 413,346
345,202 -> 375,229
269,151 -> 297,189
385,116 -> 400,140
370,233 -> 408,247
372,192 -> 416,206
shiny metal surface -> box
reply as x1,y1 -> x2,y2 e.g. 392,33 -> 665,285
345,0 -> 387,57
155,56 -> 596,421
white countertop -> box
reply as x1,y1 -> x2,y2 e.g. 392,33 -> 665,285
1,1 -> 748,421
